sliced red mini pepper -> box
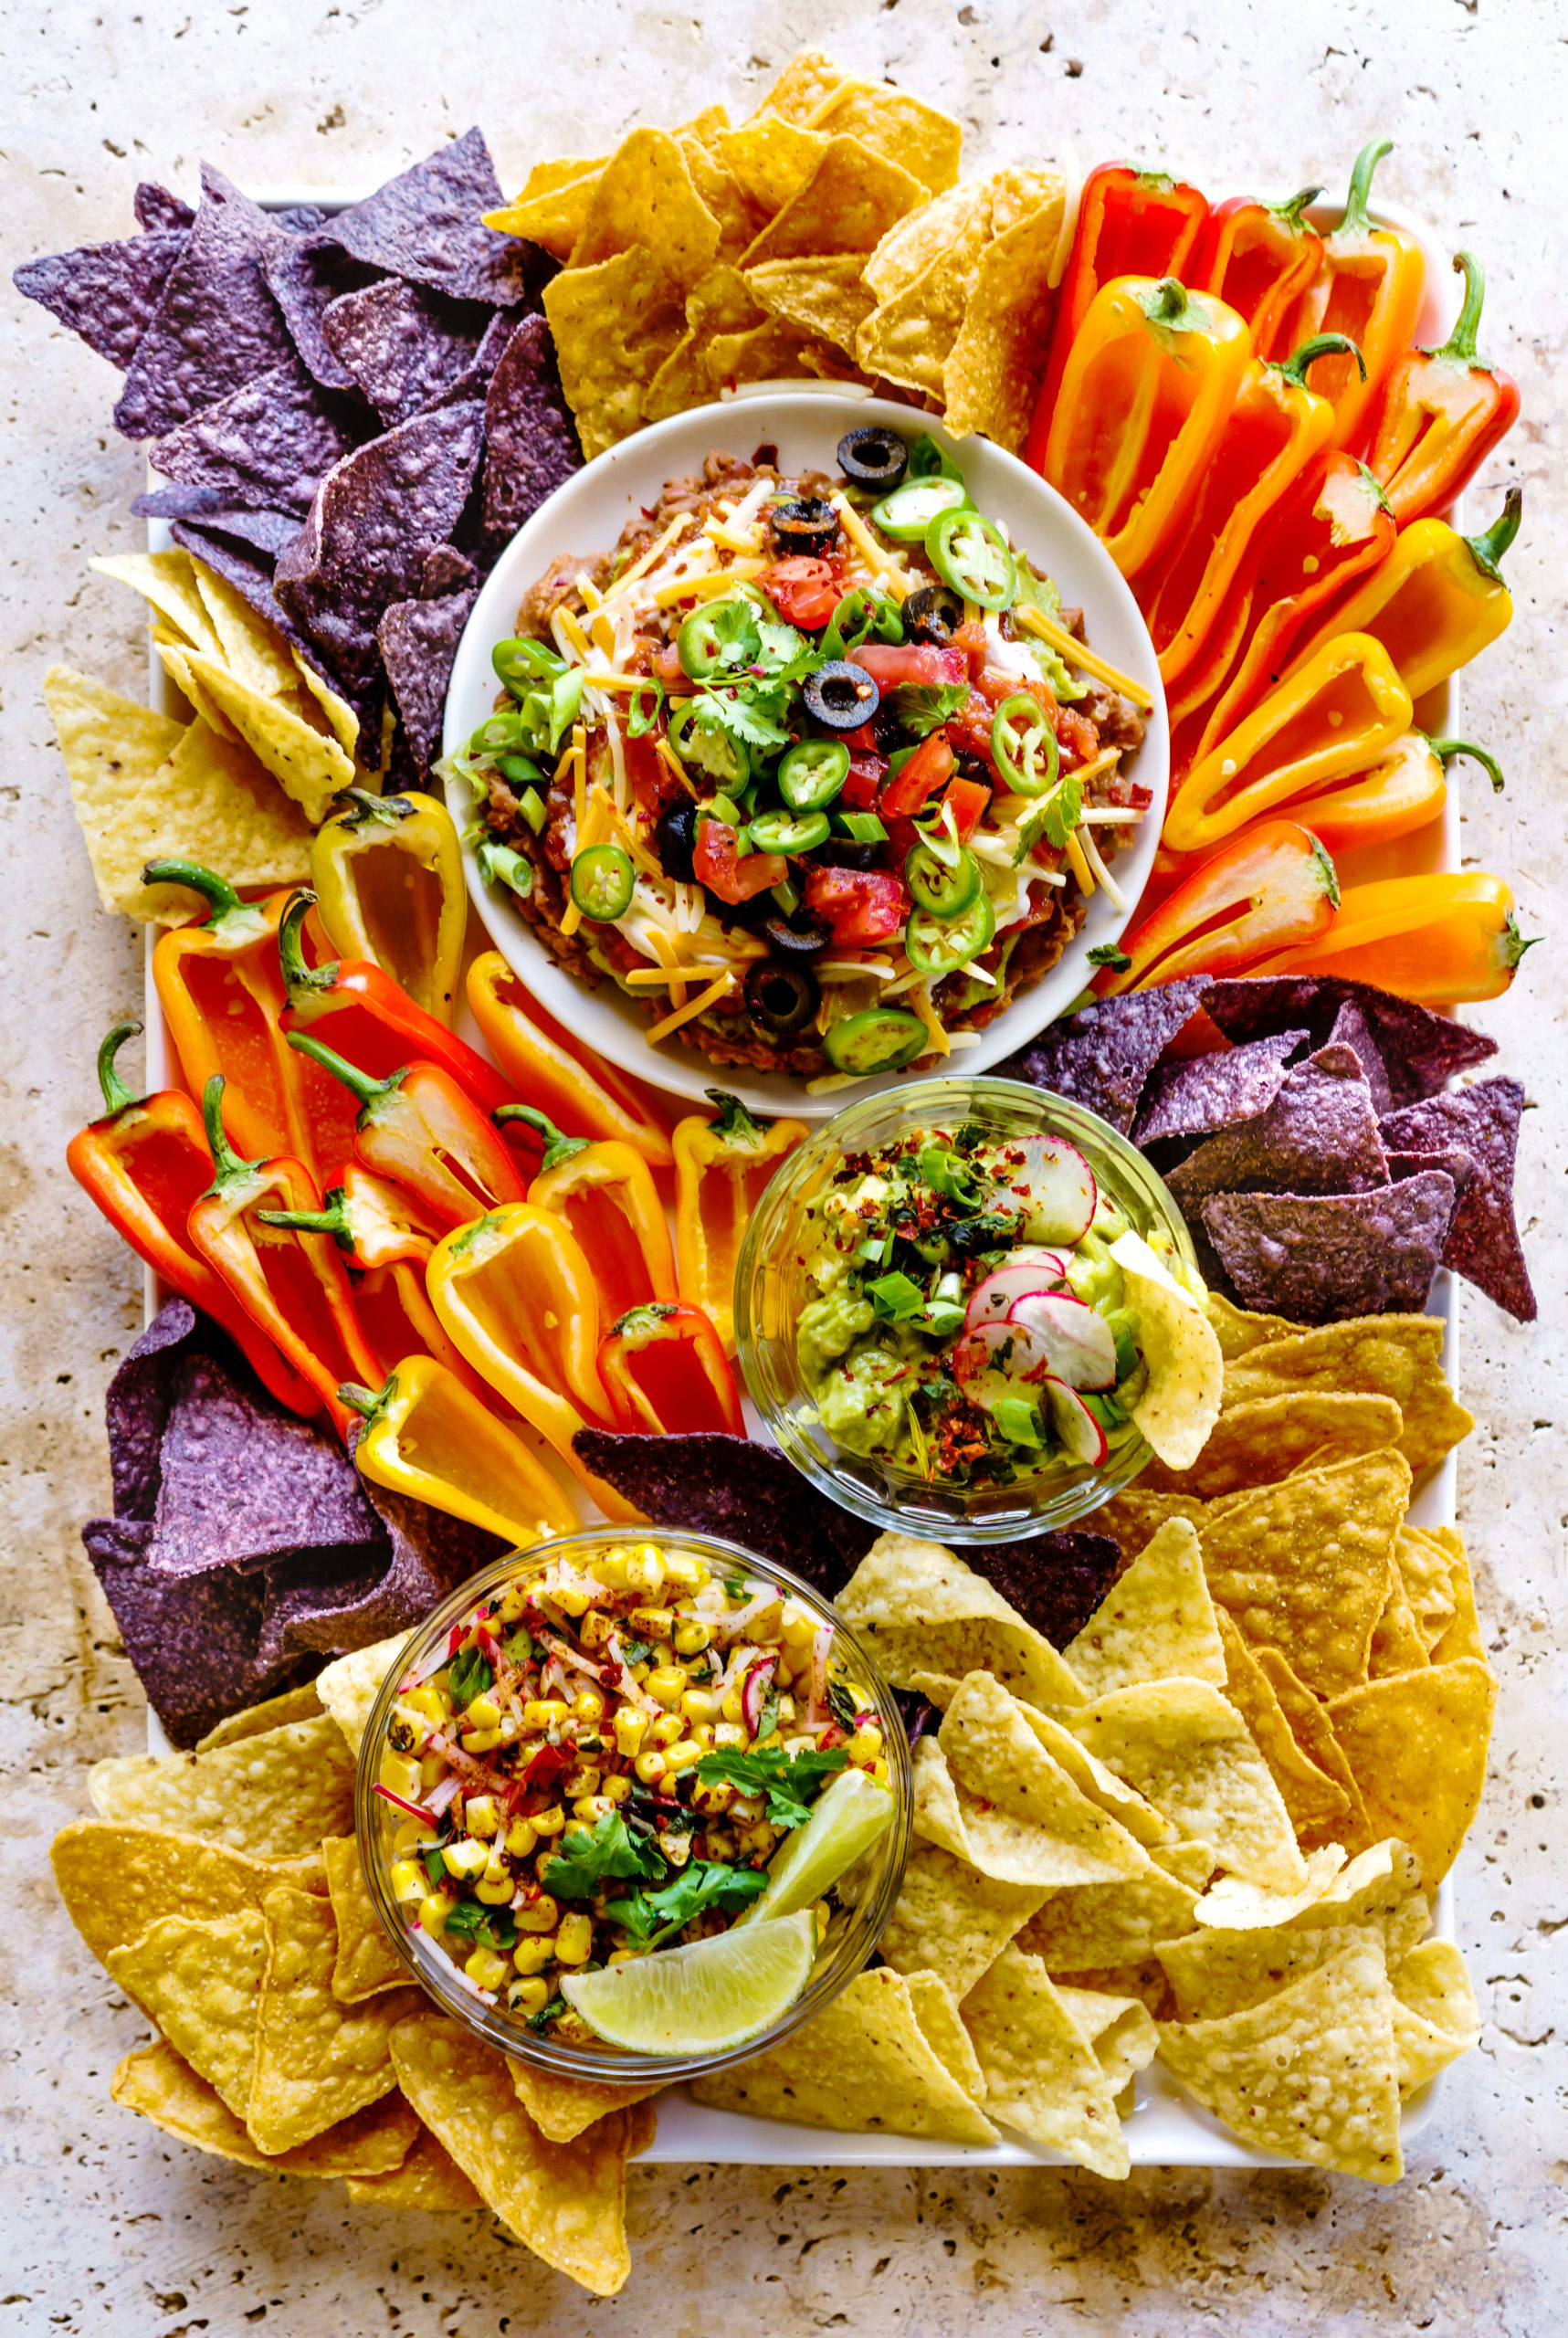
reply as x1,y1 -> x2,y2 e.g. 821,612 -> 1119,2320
598,1301 -> 744,1437
1364,250 -> 1521,525
146,860 -> 305,1169
285,1033 -> 529,1229
1277,137 -> 1426,453
1188,186 -> 1324,361
1099,820 -> 1341,995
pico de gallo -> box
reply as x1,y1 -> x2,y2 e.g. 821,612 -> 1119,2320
452,427 -> 1152,1090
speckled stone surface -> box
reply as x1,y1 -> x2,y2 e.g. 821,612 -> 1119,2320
3,1 -> 1564,2329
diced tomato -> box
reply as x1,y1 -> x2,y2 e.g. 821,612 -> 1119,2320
649,642 -> 686,685
625,727 -> 684,822
849,643 -> 969,691
760,557 -> 843,628
879,731 -> 957,818
694,817 -> 787,905
840,753 -> 886,810
944,690 -> 1002,772
1058,706 -> 1100,767
952,619 -> 990,681
803,866 -> 910,946
838,722 -> 879,754
975,667 -> 1057,717
882,814 -> 924,871
942,776 -> 993,841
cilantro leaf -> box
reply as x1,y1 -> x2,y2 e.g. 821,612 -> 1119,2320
695,1740 -> 848,1830
696,685 -> 793,753
890,681 -> 971,738
614,1859 -> 770,1948
1039,771 -> 1085,849
827,1680 -> 859,1732
527,1994 -> 566,2031
447,1646 -> 493,1711
443,1900 -> 518,1952
541,1810 -> 667,1901
1086,943 -> 1132,972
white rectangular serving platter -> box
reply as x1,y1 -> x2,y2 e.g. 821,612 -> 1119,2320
136,184 -> 1466,2165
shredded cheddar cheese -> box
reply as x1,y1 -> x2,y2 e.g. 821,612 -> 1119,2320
602,512 -> 694,603
646,968 -> 735,1043
1014,604 -> 1154,711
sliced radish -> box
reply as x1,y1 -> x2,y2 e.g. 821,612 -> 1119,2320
952,1319 -> 1047,1414
998,1133 -> 1097,1245
964,1249 -> 1070,1331
1008,1292 -> 1119,1391
1043,1376 -> 1110,1466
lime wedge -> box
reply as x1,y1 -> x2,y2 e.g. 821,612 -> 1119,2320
742,1767 -> 896,1927
560,1911 -> 816,2056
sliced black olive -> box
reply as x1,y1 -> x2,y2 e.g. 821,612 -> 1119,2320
808,837 -> 882,873
837,426 -> 909,492
760,910 -> 830,956
903,583 -> 966,648
654,800 -> 698,883
770,495 -> 840,559
803,659 -> 879,732
744,958 -> 820,1042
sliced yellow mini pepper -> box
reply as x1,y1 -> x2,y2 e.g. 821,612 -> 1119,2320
1250,870 -> 1539,1005
310,788 -> 467,1026
341,1360 -> 579,1545
496,1104 -> 677,1325
674,1090 -> 808,1354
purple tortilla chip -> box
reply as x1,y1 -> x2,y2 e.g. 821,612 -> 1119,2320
573,1429 -> 867,1592
420,543 -> 478,596
147,353 -> 363,515
168,522 -> 302,648
966,1532 -> 1122,1649
136,183 -> 195,234
14,227 -> 187,373
135,484 -> 300,553
1132,1030 -> 1308,1148
378,591 -> 477,774
275,205 -> 330,235
262,236 -> 383,391
102,1298 -> 212,1520
1386,1144 -> 1478,1198
997,975 -> 1209,1135
1167,1042 -> 1389,1214
114,164 -> 297,438
275,399 -> 486,685
1325,996 -> 1394,1117
323,126 -> 533,307
1380,1077 -> 1535,1322
322,279 -> 498,427
1202,1173 -> 1457,1327
479,314 -> 583,557
1202,975 -> 1496,1108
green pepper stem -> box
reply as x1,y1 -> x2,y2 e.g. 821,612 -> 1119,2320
1429,250 -> 1486,365
1426,737 -> 1506,795
338,1374 -> 396,1422
1151,275 -> 1188,321
1276,332 -> 1365,388
142,858 -> 247,930
1501,912 -> 1542,971
200,1074 -> 255,1188
278,890 -> 338,1001
257,1191 -> 353,1245
607,1302 -> 679,1346
704,1089 -> 767,1143
1336,137 -> 1393,240
493,1103 -> 587,1171
96,1021 -> 143,1116
331,786 -> 416,829
286,1030 -> 405,1121
1308,837 -> 1342,910
1464,484 -> 1522,584
1268,185 -> 1323,228
1354,459 -> 1396,518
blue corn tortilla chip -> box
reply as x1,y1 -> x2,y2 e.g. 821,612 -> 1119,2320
962,1530 -> 1122,1649
321,280 -> 504,427
997,974 -> 1209,1135
14,226 -> 187,373
1201,974 -> 1496,1108
479,314 -> 583,560
378,591 -> 478,775
1325,995 -> 1395,1116
136,183 -> 195,234
114,164 -> 298,438
262,235 -> 383,390
1166,1042 -> 1389,1215
420,543 -> 479,596
321,126 -> 534,306
1132,1030 -> 1308,1149
147,353 -> 363,514
275,399 -> 486,686
102,1298 -> 210,1520
1380,1076 -> 1535,1322
135,485 -> 300,553
1201,1173 -> 1458,1327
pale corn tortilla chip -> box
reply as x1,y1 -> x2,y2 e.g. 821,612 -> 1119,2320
42,666 -> 185,912
190,558 -> 300,699
1392,1997 -> 1468,2099
1064,1520 -> 1226,1697
1195,1450 -> 1409,1698
1014,1701 -> 1176,1848
1054,1959 -> 1175,2019
91,548 -> 223,657
816,84 -> 963,195
1159,1918 -> 1386,2021
878,1838 -> 1048,2001
863,183 -> 985,301
543,249 -> 685,459
51,1820 -> 320,1970
1054,1985 -> 1160,2099
509,2061 -> 665,2148
176,645 -> 354,822
1324,1659 -> 1497,1889
1214,1609 -> 1351,1836
719,120 -> 828,217
1394,1528 -> 1458,1653
347,2125 -> 486,2210
97,717 -> 313,921
1221,1316 -> 1472,1478
1250,1647 -> 1374,1847
744,254 -> 874,353
942,189 -> 1067,451
107,1909 -> 267,2116
1193,1838 -> 1426,1950
856,193 -> 994,395
690,1966 -> 997,2148
1067,1680 -> 1306,1892
485,163 -> 606,261
962,1945 -> 1131,2177
1369,1571 -> 1429,1677
1157,1935 -> 1404,2182
1139,1392 -> 1405,1501
1018,1859 -> 1202,1974
248,1884 -> 421,2154
704,315 -> 816,394
88,1714 -> 354,1860
1107,1233 -> 1224,1469
569,128 -> 721,296
322,1835 -> 406,2003
196,1680 -> 323,1752
987,164 -> 1067,237
1205,1290 -> 1303,1361
1393,1939 -> 1479,2047
153,632 -> 238,740
317,1632 -> 410,1754
910,1733 -> 972,1862
752,47 -> 846,125
741,136 -> 926,267
1156,1838 -> 1219,1890
905,1971 -> 990,2104
1426,1526 -> 1486,1663
391,2011 -> 640,2293
938,1675 -> 1150,1888
293,650 -> 361,758
677,130 -> 759,266
837,1532 -> 1087,1709
112,2039 -> 417,2176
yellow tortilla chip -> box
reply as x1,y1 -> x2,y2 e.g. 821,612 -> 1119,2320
1393,1939 -> 1479,2049
509,2061 -> 665,2148
174,645 -> 353,822
1018,1857 -> 1202,1974
864,183 -> 985,301
1052,1959 -> 1176,2018
1140,1391 -> 1405,1501
1064,1520 -> 1226,1697
91,548 -> 222,657
1324,1659 -> 1496,1889
677,131 -> 759,265
1107,1233 -> 1225,1468
962,1944 -> 1132,2176
292,651 -> 362,760
904,1971 -> 990,2103
543,249 -> 686,460
1249,1646 -> 1374,1848
1093,1486 -> 1208,1561
910,1732 -> 972,1860
107,1908 -> 267,2115
1159,1915 -> 1393,2023
347,2124 -> 486,2210
1205,1289 -> 1304,1361
837,1532 -> 1087,1708
188,558 -> 299,700
1393,1527 -> 1458,1653
940,196 -> 1067,449
1157,1934 -> 1404,2182
1368,1569 -> 1429,1676
112,2039 -> 417,2176
1054,1985 -> 1160,2099
51,1820 -> 316,1970
485,161 -> 607,260
42,665 -> 185,912
1221,1315 -> 1472,1478
316,1631 -> 410,1754
1192,1837 -> 1427,1949
742,136 -> 926,267
1214,1609 -> 1352,1836
857,191 -> 994,395
719,119 -> 829,217
247,1883 -> 420,2154
752,47 -> 847,126
704,315 -> 815,395
936,1674 -> 1150,1888
98,716 -> 313,921
1013,1701 -> 1177,1848
879,1838 -> 1048,2000
569,128 -> 722,295
691,1966 -> 998,2146
1426,1526 -> 1486,1663
1068,1680 -> 1306,1892
87,1714 -> 354,1860
816,84 -> 963,196
322,1835 -> 406,2003
196,1681 -> 323,1752
745,254 -> 875,353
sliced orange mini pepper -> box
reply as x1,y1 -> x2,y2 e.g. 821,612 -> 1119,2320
1100,821 -> 1341,996
497,1104 -> 676,1326
467,950 -> 673,1170
346,1259 -> 499,1401
286,1034 -> 528,1229
598,1302 -> 744,1438
1042,275 -> 1254,579
341,1361 -> 579,1547
1277,137 -> 1426,452
146,860 -> 305,1167
1250,871 -> 1539,1005
673,1090 -> 807,1354
1186,186 -> 1324,361
258,1163 -> 445,1272
1364,250 -> 1521,525
1284,732 -> 1503,856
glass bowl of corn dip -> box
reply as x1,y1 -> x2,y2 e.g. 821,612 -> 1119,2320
356,1528 -> 912,2080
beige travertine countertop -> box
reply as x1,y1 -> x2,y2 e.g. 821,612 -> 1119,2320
3,1 -> 1563,2329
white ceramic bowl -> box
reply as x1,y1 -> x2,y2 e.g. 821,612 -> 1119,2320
443,391 -> 1168,1122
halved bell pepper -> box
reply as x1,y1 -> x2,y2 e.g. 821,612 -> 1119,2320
1163,632 -> 1412,855
286,1033 -> 528,1229
673,1090 -> 808,1353
1042,276 -> 1253,579
258,1163 -> 444,1271
1188,186 -> 1324,361
496,1104 -> 676,1325
1027,163 -> 1211,464
1364,250 -> 1520,524
1278,137 -> 1426,452
1284,732 -> 1503,856
340,1362 -> 580,1546
186,1076 -> 380,1438
1282,485 -> 1521,702
1141,333 -> 1362,689
309,787 -> 467,1027
1251,870 -> 1539,1004
466,950 -> 673,1169
598,1301 -> 744,1437
1099,820 -> 1341,996
146,861 -> 305,1167
66,1022 -> 313,1413
346,1259 -> 499,1401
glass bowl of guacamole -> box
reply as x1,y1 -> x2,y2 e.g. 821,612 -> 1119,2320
734,1076 -> 1204,1542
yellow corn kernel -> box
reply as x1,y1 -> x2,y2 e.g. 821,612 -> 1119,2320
634,1749 -> 668,1785
459,1729 -> 501,1754
771,1648 -> 795,1688
691,1779 -> 733,1817
475,1870 -> 514,1906
812,1899 -> 831,1943
466,1693 -> 502,1731
691,1722 -> 717,1751
869,1757 -> 891,1788
465,1794 -> 501,1837
843,1680 -> 871,1711
781,1599 -> 818,1648
561,1819 -> 592,1844
464,1945 -> 511,1993
418,1890 -> 455,1936
679,1687 -> 720,1724
555,1912 -> 594,1964
663,1737 -> 701,1773
378,1749 -> 422,1801
629,1605 -> 675,1639
662,1551 -> 706,1591
496,1581 -> 530,1623
714,1722 -> 747,1751
441,1838 -> 489,1880
625,1544 -> 667,1596
729,1792 -> 763,1825
504,1817 -> 539,1859
531,1804 -> 566,1837
570,1688 -> 605,1723
590,1551 -> 629,1590
522,1699 -> 569,1732
646,1665 -> 689,1708
671,1618 -> 711,1657
509,1976 -> 552,2017
649,1711 -> 683,1747
845,1726 -> 883,1765
601,1772 -> 633,1804
512,1935 -> 553,1975
614,1708 -> 647,1756
516,1892 -> 560,1933
406,1682 -> 449,1723
419,1750 -> 446,1793
720,1683 -> 746,1724
606,1947 -> 638,1966
553,1579 -> 594,1618
389,1859 -> 425,1901
580,1607 -> 616,1648
703,1824 -> 736,1860
564,1764 -> 602,1799
393,1818 -> 434,1857
574,1793 -> 615,1823
387,1703 -> 430,1754
775,1694 -> 797,1725
734,1820 -> 778,1859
